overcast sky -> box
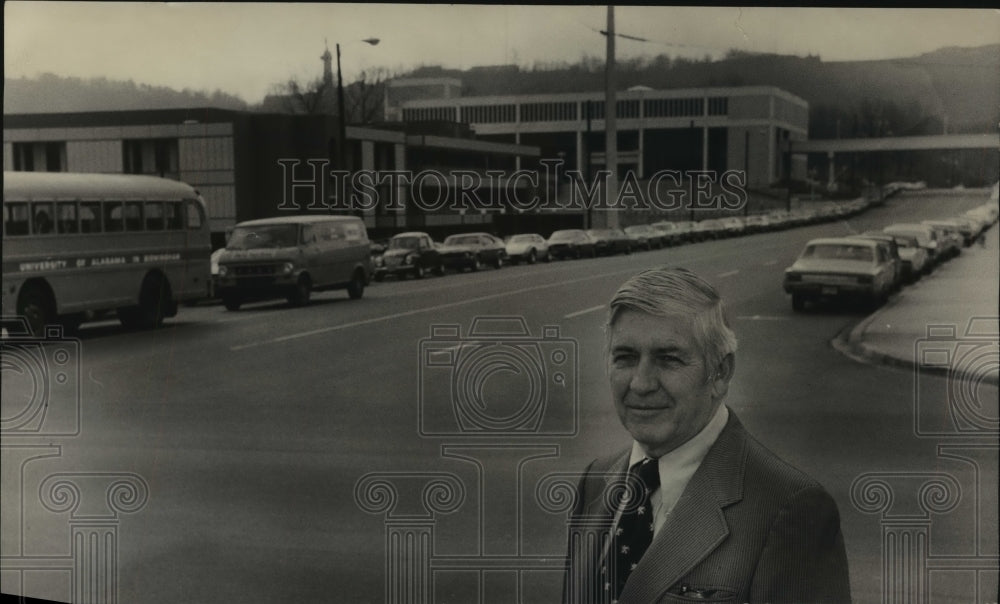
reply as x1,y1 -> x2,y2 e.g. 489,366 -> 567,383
5,3 -> 999,104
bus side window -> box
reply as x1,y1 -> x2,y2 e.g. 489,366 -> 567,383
125,202 -> 144,231
5,202 -> 30,236
145,201 -> 165,230
31,202 -> 55,235
185,200 -> 204,230
57,201 -> 79,234
165,202 -> 182,230
105,202 -> 124,232
80,202 -> 102,233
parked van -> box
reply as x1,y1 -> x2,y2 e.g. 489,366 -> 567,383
215,215 -> 371,310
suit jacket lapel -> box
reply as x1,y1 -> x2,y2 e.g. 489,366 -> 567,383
619,412 -> 749,603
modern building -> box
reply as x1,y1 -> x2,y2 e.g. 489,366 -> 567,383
3,109 -> 540,244
388,81 -> 810,188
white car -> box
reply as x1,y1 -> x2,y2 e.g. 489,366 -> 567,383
504,233 -> 550,264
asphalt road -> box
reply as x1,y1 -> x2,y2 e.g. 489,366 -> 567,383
2,190 -> 996,603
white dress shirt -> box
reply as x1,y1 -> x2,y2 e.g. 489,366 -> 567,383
626,404 -> 729,535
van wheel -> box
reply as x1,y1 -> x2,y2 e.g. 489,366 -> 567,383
287,275 -> 312,306
18,285 -> 54,338
120,275 -> 172,330
347,271 -> 365,300
222,293 -> 242,311
791,293 -> 806,312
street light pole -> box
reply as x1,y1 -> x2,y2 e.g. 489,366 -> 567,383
336,43 -> 346,175
334,38 -> 379,211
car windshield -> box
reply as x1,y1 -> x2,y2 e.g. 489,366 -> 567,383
509,235 -> 535,243
550,230 -> 580,241
389,236 -> 421,250
803,244 -> 873,262
624,226 -> 645,234
444,235 -> 481,246
226,224 -> 299,250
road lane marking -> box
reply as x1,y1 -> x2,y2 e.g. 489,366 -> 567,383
716,270 -> 739,278
230,267 -> 640,351
564,304 -> 605,319
736,315 -> 789,321
763,260 -> 778,266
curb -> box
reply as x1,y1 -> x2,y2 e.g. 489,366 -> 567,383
832,284 -> 1000,387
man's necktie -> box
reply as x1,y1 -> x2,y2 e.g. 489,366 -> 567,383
612,457 -> 660,600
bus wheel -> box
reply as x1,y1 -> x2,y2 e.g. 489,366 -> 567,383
287,275 -> 312,306
18,285 -> 54,338
347,270 -> 365,300
120,275 -> 172,330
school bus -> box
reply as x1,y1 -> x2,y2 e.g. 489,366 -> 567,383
2,171 -> 211,335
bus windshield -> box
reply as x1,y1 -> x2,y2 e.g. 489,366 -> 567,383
227,225 -> 299,250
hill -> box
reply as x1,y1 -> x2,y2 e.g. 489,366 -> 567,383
3,73 -> 248,114
406,44 -> 1000,137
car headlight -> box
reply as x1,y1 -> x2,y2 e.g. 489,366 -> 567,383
404,254 -> 414,265
282,262 -> 295,274
374,256 -> 384,267
218,265 -> 228,278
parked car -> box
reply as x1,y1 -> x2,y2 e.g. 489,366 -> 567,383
883,224 -> 940,270
504,233 -> 550,264
783,237 -> 896,311
547,229 -> 596,260
692,219 -> 725,241
922,220 -> 969,252
373,231 -> 443,281
623,224 -> 662,250
718,216 -> 746,237
216,215 -> 372,310
743,214 -> 771,233
852,233 -> 903,291
438,232 -> 507,271
651,221 -> 683,246
587,228 -> 632,255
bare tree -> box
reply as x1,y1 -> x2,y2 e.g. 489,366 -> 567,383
344,67 -> 391,124
262,77 -> 335,115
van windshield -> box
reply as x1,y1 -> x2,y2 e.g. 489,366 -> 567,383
227,225 -> 299,250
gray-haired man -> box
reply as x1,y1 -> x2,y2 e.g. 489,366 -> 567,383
565,267 -> 850,603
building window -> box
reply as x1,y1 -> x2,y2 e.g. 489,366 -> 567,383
12,142 -> 66,172
708,97 -> 728,116
123,139 -> 180,179
616,100 -> 639,119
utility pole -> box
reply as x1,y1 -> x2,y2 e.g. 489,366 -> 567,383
585,100 -> 593,229
604,4 -> 618,228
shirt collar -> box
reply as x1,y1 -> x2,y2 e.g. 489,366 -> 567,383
628,404 -> 729,476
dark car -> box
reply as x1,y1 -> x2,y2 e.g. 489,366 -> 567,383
586,228 -> 632,255
548,229 -> 596,260
373,231 -> 443,280
437,232 -> 506,271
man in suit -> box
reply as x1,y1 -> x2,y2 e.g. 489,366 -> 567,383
564,267 -> 850,603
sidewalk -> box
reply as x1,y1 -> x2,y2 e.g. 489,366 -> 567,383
839,224 -> 999,385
